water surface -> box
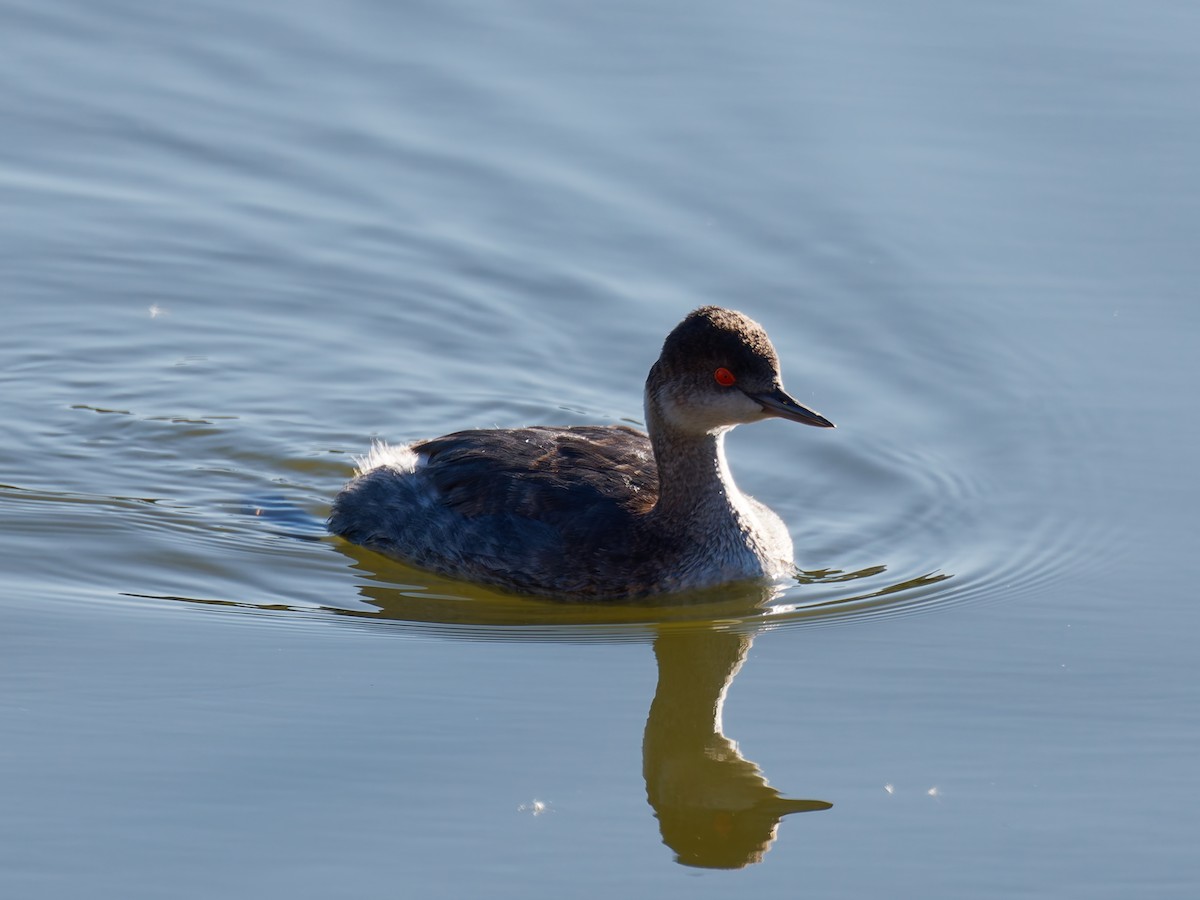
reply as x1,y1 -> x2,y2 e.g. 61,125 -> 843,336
3,0 -> 1199,896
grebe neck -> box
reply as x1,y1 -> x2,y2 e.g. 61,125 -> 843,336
645,397 -> 747,524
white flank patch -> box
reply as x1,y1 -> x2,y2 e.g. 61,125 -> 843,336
355,441 -> 421,476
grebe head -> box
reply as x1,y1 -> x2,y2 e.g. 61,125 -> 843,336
646,306 -> 834,436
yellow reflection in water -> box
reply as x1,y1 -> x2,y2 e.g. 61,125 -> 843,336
644,623 -> 830,869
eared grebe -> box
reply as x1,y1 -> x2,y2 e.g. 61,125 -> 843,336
329,306 -> 833,600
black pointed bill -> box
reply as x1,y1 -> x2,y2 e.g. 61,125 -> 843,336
743,386 -> 835,428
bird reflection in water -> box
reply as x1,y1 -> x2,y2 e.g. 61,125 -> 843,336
643,622 -> 830,869
330,556 -> 836,869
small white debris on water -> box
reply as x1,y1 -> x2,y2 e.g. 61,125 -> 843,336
518,799 -> 549,816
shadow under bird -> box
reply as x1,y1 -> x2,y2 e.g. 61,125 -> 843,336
328,306 -> 834,600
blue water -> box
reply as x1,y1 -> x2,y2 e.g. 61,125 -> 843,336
2,0 -> 1199,896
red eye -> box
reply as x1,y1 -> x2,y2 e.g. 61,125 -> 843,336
714,367 -> 736,386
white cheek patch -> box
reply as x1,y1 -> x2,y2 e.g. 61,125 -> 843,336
699,391 -> 767,429
651,382 -> 769,434
733,391 -> 768,419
